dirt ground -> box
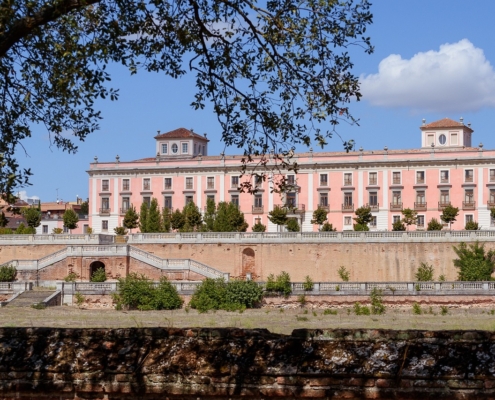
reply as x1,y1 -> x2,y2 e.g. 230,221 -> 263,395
1,305 -> 495,334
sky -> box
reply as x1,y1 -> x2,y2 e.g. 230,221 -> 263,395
17,0 -> 495,203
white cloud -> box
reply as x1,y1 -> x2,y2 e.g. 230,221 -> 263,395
360,39 -> 495,113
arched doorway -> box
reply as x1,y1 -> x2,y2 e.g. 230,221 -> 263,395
89,261 -> 105,280
241,248 -> 255,277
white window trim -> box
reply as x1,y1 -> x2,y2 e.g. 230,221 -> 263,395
450,132 -> 458,145
181,142 -> 189,154
164,177 -> 173,189
319,172 -> 329,186
439,169 -> 450,184
230,175 -> 240,188
465,214 -> 474,224
207,176 -> 215,189
368,171 -> 378,185
415,170 -> 426,184
171,142 -> 179,154
438,133 -> 447,146
463,168 -> 474,183
417,214 -> 425,228
185,177 -> 194,190
392,170 -> 401,185
143,177 -> 151,190
343,172 -> 353,186
161,143 -> 168,154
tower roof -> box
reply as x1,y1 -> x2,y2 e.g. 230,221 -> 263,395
154,127 -> 209,142
421,118 -> 473,132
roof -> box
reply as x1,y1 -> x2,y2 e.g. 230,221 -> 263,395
421,118 -> 473,132
154,128 -> 209,142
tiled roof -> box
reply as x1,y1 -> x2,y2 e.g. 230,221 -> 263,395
154,128 -> 209,141
421,118 -> 473,132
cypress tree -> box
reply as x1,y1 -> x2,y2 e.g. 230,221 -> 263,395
123,205 -> 139,233
147,198 -> 162,232
139,202 -> 149,233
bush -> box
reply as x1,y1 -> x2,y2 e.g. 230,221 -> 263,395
0,265 -> 16,282
321,222 -> 336,231
286,218 -> 300,232
370,288 -> 385,315
338,266 -> 350,282
252,222 -> 266,232
427,218 -> 443,231
115,273 -> 183,310
90,267 -> 107,282
465,221 -> 479,230
52,227 -> 63,234
114,226 -> 128,235
353,302 -> 370,315
392,220 -> 406,231
189,278 -> 263,312
303,275 -> 314,291
64,271 -> 78,282
265,271 -> 292,297
75,292 -> 85,307
415,262 -> 434,281
0,228 -> 13,235
353,223 -> 369,231
453,241 -> 495,281
412,302 -> 422,315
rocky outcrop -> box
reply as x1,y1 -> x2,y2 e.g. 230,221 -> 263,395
1,328 -> 495,399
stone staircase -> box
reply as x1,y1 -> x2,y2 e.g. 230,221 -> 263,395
6,289 -> 55,307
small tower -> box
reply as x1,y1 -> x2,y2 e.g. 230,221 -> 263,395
420,117 -> 473,148
154,128 -> 210,158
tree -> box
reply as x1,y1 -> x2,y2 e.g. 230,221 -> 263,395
146,198 -> 162,233
139,202 -> 149,233
453,242 -> 495,281
23,207 -> 41,229
183,201 -> 202,232
268,206 -> 288,232
162,207 -> 171,233
63,208 -> 79,232
203,198 -> 216,232
252,222 -> 266,232
392,220 -> 406,231
311,206 -> 328,230
321,222 -> 337,232
441,205 -> 459,230
79,200 -> 89,215
427,218 -> 443,231
0,0 -> 373,195
465,220 -> 479,231
401,208 -> 417,231
353,206 -> 372,231
170,209 -> 185,232
226,202 -> 248,232
114,226 -> 128,235
123,205 -> 139,233
213,202 -> 231,232
286,218 -> 300,232
0,212 -> 8,228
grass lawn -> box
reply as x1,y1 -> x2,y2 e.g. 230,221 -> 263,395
1,306 -> 495,334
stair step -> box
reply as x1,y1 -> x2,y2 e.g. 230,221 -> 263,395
6,291 -> 55,307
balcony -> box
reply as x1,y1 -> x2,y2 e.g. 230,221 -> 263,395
462,201 -> 476,210
367,203 -> 379,211
342,203 -> 354,212
390,202 -> 403,211
440,177 -> 449,184
99,208 -> 111,216
252,206 -> 264,214
438,201 -> 451,210
414,202 -> 427,211
275,204 -> 306,214
416,178 -> 425,184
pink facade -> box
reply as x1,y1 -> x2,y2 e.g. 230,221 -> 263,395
88,119 -> 495,233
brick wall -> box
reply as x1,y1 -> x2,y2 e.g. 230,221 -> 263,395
1,328 -> 495,399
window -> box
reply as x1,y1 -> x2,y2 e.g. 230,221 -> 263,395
42,225 -> 48,234
143,178 -> 151,190
427,134 -> 434,146
464,189 -> 474,205
164,178 -> 172,190
287,192 -> 296,207
320,193 -> 328,207
392,191 -> 401,205
182,143 -> 188,153
440,170 -> 449,183
185,177 -> 193,190
439,134 -> 446,145
164,196 -> 172,210
465,215 -> 474,224
101,197 -> 110,211
344,216 -> 352,226
254,194 -> 263,207
392,171 -> 401,185
162,143 -> 168,154
416,190 -> 425,204
63,226 -> 69,233
344,173 -> 352,186
83,224 -> 89,234
369,192 -> 378,206
465,169 -> 474,182
440,190 -> 450,204
185,195 -> 194,204
122,179 -> 130,191
231,195 -> 239,206
451,133 -> 458,145
207,177 -> 215,189
393,215 -> 401,223
287,175 -> 295,185
102,179 -> 109,191
417,215 -> 425,228
171,143 -> 178,154
370,216 -> 377,228
320,174 -> 328,186
102,220 -> 108,231
344,192 -> 353,206
231,176 -> 239,188
416,171 -> 425,184
490,189 -> 495,204
121,197 -> 130,212
207,194 -> 215,203
369,172 -> 377,185
490,169 -> 495,182
255,175 -> 262,188
143,196 -> 151,206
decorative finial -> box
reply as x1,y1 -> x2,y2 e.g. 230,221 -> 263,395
94,156 -> 98,163
479,142 -> 484,148
422,118 -> 426,125
115,155 -> 120,163
460,117 -> 464,124
384,146 -> 388,152
309,147 -> 313,153
431,142 -> 435,148
359,146 -> 363,152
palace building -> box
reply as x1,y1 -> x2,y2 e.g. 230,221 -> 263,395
87,118 -> 495,233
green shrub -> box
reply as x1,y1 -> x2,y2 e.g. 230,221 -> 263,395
0,265 -> 16,282
303,275 -> 314,291
189,278 -> 263,312
64,271 -> 78,282
0,228 -> 13,235
412,302 -> 422,315
453,241 -> 495,281
438,274 -> 446,281
114,226 -> 128,235
75,292 -> 85,307
297,294 -> 306,306
392,220 -> 406,231
370,288 -> 385,315
323,309 -> 337,315
286,218 -> 300,232
338,266 -> 350,282
440,306 -> 448,315
265,271 -> 292,297
353,302 -> 370,315
90,267 -> 107,282
321,222 -> 336,231
115,274 -> 183,310
252,222 -> 266,232
465,221 -> 479,231
415,262 -> 434,281
427,218 -> 443,231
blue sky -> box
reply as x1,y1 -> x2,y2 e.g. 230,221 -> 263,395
17,0 -> 495,202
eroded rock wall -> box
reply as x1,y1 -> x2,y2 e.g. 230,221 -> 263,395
1,328 -> 495,399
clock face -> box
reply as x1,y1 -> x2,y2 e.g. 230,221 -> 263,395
172,144 -> 178,153
439,134 -> 446,145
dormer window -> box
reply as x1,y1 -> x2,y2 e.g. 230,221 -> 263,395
182,143 -> 188,153
171,144 -> 178,154
161,143 -> 168,154
438,134 -> 446,145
